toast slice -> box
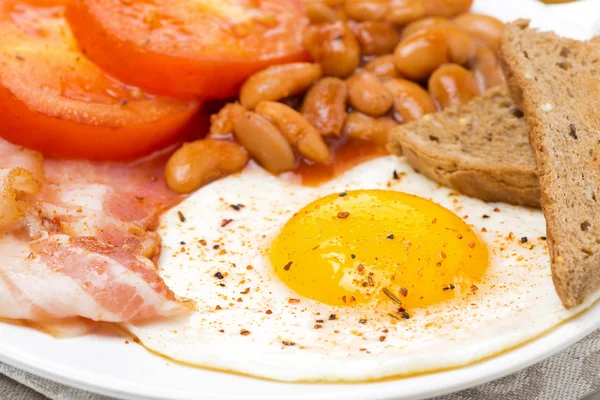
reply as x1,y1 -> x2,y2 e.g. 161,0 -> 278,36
501,20 -> 600,308
389,85 -> 540,208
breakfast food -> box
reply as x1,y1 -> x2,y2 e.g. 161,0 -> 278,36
0,1 -> 201,160
501,20 -> 600,308
165,3 -> 508,194
0,138 -> 190,321
128,155 -> 600,381
390,86 -> 540,207
1,0 -> 599,387
66,0 -> 310,98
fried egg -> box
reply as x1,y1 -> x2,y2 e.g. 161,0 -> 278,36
127,155 -> 600,382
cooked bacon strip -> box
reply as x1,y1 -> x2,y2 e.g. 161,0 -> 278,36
0,140 -> 191,322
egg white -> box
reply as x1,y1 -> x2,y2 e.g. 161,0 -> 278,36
126,155 -> 600,382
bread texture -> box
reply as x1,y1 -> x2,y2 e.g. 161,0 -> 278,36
389,85 -> 540,207
501,20 -> 600,308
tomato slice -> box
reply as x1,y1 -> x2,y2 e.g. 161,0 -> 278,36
0,1 -> 202,161
66,0 -> 309,99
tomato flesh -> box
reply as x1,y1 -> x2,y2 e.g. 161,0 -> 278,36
66,0 -> 309,99
0,2 -> 202,161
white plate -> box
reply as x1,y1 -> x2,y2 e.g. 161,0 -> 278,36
2,1 -> 600,399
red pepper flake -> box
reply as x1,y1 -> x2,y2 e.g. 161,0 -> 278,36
493,207 -> 500,213
240,329 -> 251,336
283,261 -> 292,271
215,305 -> 222,310
177,211 -> 186,222
468,241 -> 476,248
219,249 -> 227,255
246,265 -> 253,270
213,244 -> 220,250
397,307 -> 405,313
200,239 -> 207,246
379,336 -> 386,342
362,282 -> 367,287
221,219 -> 233,227
314,324 -> 323,329
218,329 -> 225,333
241,287 -> 250,294
342,295 -> 356,304
266,309 -> 273,315
470,285 -> 479,292
337,211 -> 350,219
481,228 -> 488,232
214,272 -> 224,279
399,287 -> 408,297
288,298 -> 300,304
443,284 -> 456,291
357,264 -> 364,273
282,341 -> 296,346
237,297 -> 243,302
230,204 -> 245,211
329,314 -> 337,320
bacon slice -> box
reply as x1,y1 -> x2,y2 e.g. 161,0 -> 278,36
0,141 -> 191,322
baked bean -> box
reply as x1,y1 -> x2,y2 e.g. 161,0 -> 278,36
393,29 -> 449,80
306,2 -> 340,24
444,27 -> 476,65
301,77 -> 348,137
343,112 -> 397,145
233,109 -> 296,174
351,21 -> 399,56
240,63 -> 322,109
384,78 -> 437,122
208,103 -> 238,139
304,21 -> 360,77
401,16 -> 455,39
428,63 -> 480,109
453,13 -> 504,52
422,0 -> 473,18
165,140 -> 249,194
344,0 -> 388,21
322,0 -> 345,6
347,71 -> 394,116
469,45 -> 504,92
364,55 -> 398,78
256,101 -> 331,163
386,0 -> 426,26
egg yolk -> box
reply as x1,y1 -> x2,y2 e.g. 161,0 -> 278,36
270,190 -> 488,310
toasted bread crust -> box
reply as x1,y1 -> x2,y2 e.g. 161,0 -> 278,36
501,20 -> 600,308
389,86 -> 540,207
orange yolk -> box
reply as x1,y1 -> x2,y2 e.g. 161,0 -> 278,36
270,190 -> 488,310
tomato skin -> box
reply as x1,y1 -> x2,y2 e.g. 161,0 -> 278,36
66,0 -> 309,99
0,2 -> 204,161
0,84 -> 203,161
